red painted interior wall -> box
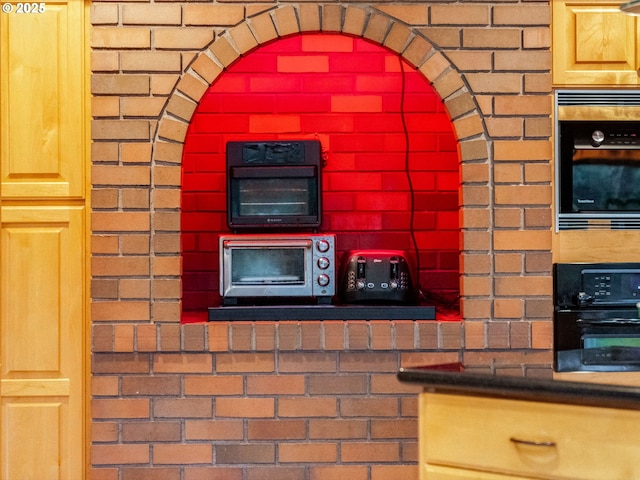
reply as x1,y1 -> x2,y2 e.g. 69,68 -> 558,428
181,33 -> 460,320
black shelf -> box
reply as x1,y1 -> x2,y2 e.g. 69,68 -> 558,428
208,304 -> 436,321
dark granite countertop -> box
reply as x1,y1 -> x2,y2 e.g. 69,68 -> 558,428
397,364 -> 640,410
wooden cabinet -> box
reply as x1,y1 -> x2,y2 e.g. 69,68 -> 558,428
0,206 -> 85,480
0,0 -> 88,478
0,1 -> 86,199
553,0 -> 640,85
419,392 -> 640,479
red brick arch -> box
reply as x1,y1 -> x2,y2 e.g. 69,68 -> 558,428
150,4 -> 488,322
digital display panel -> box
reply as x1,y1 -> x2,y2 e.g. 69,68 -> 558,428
581,269 -> 640,304
583,336 -> 640,349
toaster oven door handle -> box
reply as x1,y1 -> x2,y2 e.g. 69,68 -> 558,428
232,165 -> 317,179
223,239 -> 313,248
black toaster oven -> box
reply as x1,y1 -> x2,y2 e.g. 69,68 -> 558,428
226,140 -> 322,231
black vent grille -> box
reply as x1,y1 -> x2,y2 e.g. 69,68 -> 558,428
556,90 -> 640,106
558,213 -> 640,231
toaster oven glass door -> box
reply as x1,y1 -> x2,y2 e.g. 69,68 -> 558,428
220,238 -> 316,301
228,165 -> 320,228
236,177 -> 312,216
230,248 -> 305,285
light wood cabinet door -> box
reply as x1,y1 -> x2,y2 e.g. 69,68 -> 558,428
553,0 -> 640,85
0,0 -> 86,198
0,206 -> 85,480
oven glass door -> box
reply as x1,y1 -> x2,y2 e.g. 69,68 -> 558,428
580,324 -> 640,367
228,165 -> 320,228
235,177 -> 313,216
220,238 -> 316,301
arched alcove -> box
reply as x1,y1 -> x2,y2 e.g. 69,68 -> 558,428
149,5 -> 488,322
181,33 -> 461,319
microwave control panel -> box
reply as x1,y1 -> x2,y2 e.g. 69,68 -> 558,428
567,121 -> 640,149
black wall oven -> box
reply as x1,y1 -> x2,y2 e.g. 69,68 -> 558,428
226,140 -> 322,231
554,263 -> 640,372
555,90 -> 640,230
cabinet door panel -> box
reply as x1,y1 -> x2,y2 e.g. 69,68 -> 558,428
0,206 -> 84,480
0,1 -> 85,198
553,1 -> 640,85
4,402 -> 63,479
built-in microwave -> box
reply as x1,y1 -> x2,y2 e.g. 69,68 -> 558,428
555,90 -> 640,230
226,140 -> 322,231
219,233 -> 336,305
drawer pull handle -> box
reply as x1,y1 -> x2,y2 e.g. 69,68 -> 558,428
510,437 -> 556,448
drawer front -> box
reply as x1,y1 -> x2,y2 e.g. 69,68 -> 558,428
421,393 -> 640,480
425,464 -> 538,480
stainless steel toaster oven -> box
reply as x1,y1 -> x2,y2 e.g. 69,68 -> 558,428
219,233 -> 336,305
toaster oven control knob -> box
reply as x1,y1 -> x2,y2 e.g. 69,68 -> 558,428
591,130 -> 605,147
316,239 -> 330,253
389,280 -> 399,290
317,274 -> 330,287
356,279 -> 366,290
317,257 -> 330,269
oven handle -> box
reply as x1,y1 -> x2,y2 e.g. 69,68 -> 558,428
231,165 -> 317,178
577,318 -> 640,326
223,239 -> 313,249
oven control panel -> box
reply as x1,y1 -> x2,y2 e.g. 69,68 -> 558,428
555,263 -> 640,307
582,269 -> 640,304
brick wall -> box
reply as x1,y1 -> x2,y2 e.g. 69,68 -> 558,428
90,1 -> 553,478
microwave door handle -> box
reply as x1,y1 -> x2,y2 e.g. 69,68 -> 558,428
223,239 -> 313,248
